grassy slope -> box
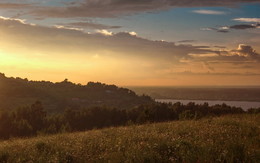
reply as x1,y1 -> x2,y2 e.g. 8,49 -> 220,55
0,114 -> 259,163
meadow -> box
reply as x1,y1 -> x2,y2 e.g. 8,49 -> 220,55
0,114 -> 259,163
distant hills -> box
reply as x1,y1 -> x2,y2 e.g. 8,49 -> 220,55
0,73 -> 153,112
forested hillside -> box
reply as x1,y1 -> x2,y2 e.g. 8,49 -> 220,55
1,73 -> 258,140
0,73 -> 153,112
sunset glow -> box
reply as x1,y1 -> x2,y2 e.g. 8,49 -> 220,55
0,0 -> 259,86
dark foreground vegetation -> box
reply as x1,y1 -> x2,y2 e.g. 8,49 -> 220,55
1,100 -> 259,140
0,114 -> 259,162
0,73 -> 259,162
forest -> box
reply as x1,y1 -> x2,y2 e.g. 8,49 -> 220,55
0,100 -> 259,140
0,73 -> 153,112
0,74 -> 259,162
0,73 -> 259,140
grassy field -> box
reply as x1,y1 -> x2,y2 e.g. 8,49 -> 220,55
0,114 -> 259,163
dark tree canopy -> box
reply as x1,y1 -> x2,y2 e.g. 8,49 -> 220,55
0,73 -> 153,112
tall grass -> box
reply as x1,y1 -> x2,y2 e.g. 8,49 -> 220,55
0,114 -> 259,162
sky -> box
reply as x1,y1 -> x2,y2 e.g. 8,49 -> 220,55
0,0 -> 259,86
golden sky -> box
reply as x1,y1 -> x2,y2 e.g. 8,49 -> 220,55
0,1 -> 260,86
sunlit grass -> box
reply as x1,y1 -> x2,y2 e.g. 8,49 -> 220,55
0,114 -> 259,162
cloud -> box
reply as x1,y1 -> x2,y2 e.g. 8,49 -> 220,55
54,25 -> 84,31
201,27 -> 220,31
96,29 -> 114,36
217,29 -> 229,33
219,26 -> 230,30
203,23 -> 259,33
58,22 -> 121,30
178,40 -> 196,43
174,71 -> 260,76
192,10 -> 227,15
186,44 -> 260,68
214,46 -> 226,48
129,31 -> 138,36
210,44 -> 260,63
230,24 -> 259,29
233,18 -> 260,23
231,44 -> 259,57
0,16 -> 27,24
29,0 -> 259,18
0,3 -> 31,9
0,16 -> 259,79
0,16 -> 214,62
2,15 -> 258,63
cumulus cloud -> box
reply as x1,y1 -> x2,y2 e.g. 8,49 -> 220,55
231,44 -> 259,57
0,16 -> 215,62
96,29 -> 114,36
192,10 -> 227,15
0,16 -> 259,79
207,44 -> 260,63
185,44 -> 260,69
128,31 -> 138,36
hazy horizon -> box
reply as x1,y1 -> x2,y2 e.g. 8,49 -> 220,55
2,72 -> 260,88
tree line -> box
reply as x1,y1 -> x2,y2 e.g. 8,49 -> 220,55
0,101 -> 259,139
0,73 -> 153,111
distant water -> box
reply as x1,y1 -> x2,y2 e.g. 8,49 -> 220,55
156,99 -> 260,110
